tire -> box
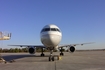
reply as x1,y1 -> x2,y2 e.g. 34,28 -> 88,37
52,56 -> 54,61
60,53 -> 63,56
43,54 -> 45,56
62,53 -> 64,56
57,56 -> 59,60
49,56 -> 51,61
60,53 -> 62,56
41,54 -> 42,56
41,54 -> 45,56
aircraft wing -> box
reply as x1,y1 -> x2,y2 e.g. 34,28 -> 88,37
8,45 -> 46,48
58,42 -> 95,48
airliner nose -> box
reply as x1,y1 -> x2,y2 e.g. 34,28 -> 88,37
40,24 -> 62,48
41,34 -> 61,47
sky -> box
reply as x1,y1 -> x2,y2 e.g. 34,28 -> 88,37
0,0 -> 105,49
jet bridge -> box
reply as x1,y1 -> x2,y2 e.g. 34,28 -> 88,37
0,31 -> 11,40
0,31 -> 11,63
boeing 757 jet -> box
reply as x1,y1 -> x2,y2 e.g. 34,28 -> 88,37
9,24 -> 93,61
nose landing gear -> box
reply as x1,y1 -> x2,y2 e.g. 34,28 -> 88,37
49,55 -> 60,61
40,47 -> 61,61
60,47 -> 64,56
48,49 -> 60,61
60,52 -> 64,56
40,48 -> 45,56
49,56 -> 54,61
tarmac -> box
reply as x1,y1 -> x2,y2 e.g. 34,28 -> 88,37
0,51 -> 105,70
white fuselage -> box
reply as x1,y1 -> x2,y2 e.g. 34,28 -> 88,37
40,24 -> 62,49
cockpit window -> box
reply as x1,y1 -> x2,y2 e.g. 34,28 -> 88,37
41,28 -> 60,32
51,28 -> 56,31
44,28 -> 50,31
41,28 -> 50,32
56,29 -> 60,32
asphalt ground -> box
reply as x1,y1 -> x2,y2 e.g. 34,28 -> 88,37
0,51 -> 105,70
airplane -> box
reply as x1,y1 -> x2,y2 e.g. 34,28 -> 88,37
9,24 -> 94,61
0,32 -> 11,40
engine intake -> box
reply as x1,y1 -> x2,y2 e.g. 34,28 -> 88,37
28,47 -> 35,54
70,46 -> 75,52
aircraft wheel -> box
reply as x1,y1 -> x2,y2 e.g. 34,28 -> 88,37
41,53 -> 45,56
41,54 -> 42,56
52,56 -> 54,61
62,53 -> 64,56
60,53 -> 61,56
60,53 -> 64,56
60,53 -> 62,56
57,56 -> 59,60
43,54 -> 45,56
49,56 -> 51,61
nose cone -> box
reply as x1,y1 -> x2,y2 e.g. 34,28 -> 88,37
40,24 -> 62,47
41,34 -> 62,47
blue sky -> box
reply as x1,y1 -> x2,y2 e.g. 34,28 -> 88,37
0,0 -> 105,49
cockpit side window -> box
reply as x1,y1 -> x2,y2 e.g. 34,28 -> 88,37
44,28 -> 50,31
56,29 -> 60,32
41,28 -> 50,32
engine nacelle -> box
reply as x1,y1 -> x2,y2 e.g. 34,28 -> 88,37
28,46 -> 35,54
69,46 -> 75,52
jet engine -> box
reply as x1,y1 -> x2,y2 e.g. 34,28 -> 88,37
28,46 -> 35,54
69,46 -> 75,52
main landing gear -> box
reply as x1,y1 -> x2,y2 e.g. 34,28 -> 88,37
40,48 -> 45,56
60,47 -> 64,56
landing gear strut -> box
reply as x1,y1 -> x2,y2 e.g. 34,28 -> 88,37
40,48 -> 45,56
48,49 -> 59,61
49,56 -> 55,61
60,47 -> 64,56
49,50 -> 54,61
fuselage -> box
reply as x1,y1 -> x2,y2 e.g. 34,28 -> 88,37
40,24 -> 62,49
